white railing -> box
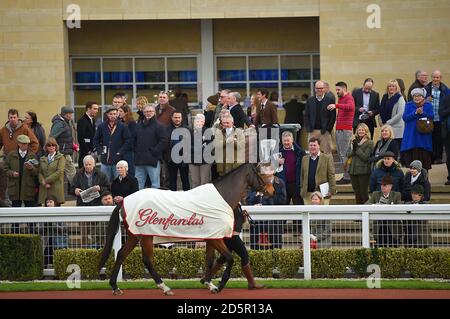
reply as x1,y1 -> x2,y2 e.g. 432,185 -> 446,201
242,204 -> 450,280
1,204 -> 450,281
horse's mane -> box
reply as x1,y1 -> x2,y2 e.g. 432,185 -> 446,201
212,163 -> 253,183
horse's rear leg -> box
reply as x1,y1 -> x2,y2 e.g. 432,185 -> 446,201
202,240 -> 220,293
211,240 -> 234,292
141,237 -> 174,296
109,233 -> 139,295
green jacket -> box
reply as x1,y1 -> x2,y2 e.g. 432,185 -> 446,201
38,152 -> 66,204
5,150 -> 39,201
346,138 -> 374,176
365,191 -> 402,204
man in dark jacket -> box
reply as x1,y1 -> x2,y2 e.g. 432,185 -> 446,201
166,111 -> 190,191
50,106 -> 77,184
134,104 -> 169,190
77,101 -> 99,168
0,162 -> 8,207
352,78 -> 380,139
369,151 -> 404,193
93,106 -> 132,183
304,81 -> 336,154
170,89 -> 190,127
228,92 -> 253,129
402,160 -> 431,202
407,70 -> 428,101
72,155 -> 110,206
247,164 -> 286,250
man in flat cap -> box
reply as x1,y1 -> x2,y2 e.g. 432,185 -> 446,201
50,106 -> 77,185
366,175 -> 402,248
4,134 -> 39,211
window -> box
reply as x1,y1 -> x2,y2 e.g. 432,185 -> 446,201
216,53 -> 319,107
70,56 -> 199,121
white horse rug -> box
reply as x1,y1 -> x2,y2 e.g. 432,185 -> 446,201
122,184 -> 234,244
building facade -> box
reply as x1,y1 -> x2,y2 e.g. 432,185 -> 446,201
1,0 -> 449,133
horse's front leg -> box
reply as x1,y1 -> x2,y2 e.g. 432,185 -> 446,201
141,237 -> 174,296
110,233 -> 139,295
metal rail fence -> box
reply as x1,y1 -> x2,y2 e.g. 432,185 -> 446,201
1,205 -> 449,281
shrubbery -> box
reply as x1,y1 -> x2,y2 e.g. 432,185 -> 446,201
0,234 -> 43,281
53,247 -> 450,280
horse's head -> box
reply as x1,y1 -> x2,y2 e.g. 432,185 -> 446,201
248,162 -> 275,197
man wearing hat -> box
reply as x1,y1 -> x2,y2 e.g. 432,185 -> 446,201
402,159 -> 431,202
400,87 -> 434,170
50,106 -> 77,184
4,134 -> 39,209
366,175 -> 402,247
370,150 -> 404,193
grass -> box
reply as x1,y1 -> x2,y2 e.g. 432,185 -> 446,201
0,279 -> 449,292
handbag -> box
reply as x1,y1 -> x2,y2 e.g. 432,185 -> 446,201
416,118 -> 434,134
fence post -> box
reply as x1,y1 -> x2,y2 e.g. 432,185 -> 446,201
302,212 -> 311,280
112,225 -> 123,282
362,211 -> 370,248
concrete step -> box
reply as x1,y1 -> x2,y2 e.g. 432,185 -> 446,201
331,233 -> 362,244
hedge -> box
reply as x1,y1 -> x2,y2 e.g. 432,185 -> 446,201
53,247 -> 450,280
0,234 -> 43,281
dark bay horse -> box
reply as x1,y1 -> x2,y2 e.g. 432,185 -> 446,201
98,163 -> 274,296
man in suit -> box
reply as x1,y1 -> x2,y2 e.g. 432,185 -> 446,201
228,91 -> 254,129
255,89 -> 278,127
304,81 -> 336,154
352,78 -> 380,139
77,101 -> 99,168
300,137 -> 336,205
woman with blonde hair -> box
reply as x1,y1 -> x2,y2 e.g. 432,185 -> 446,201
378,79 -> 406,147
136,95 -> 149,123
370,124 -> 400,166
346,123 -> 374,204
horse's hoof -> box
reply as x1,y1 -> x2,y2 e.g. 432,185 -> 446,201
210,287 -> 219,294
164,289 -> 175,296
112,288 -> 123,296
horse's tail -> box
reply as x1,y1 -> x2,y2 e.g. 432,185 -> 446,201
98,204 -> 122,271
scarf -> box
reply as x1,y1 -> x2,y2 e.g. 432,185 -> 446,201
379,93 -> 401,123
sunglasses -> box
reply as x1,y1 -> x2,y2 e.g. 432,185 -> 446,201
46,144 -> 56,147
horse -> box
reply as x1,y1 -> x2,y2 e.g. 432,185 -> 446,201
98,163 -> 274,296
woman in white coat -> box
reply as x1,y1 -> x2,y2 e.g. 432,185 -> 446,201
378,79 -> 406,147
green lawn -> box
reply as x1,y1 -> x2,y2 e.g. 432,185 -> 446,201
0,279 -> 449,292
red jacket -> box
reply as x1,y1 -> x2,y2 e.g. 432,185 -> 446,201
336,93 -> 355,130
